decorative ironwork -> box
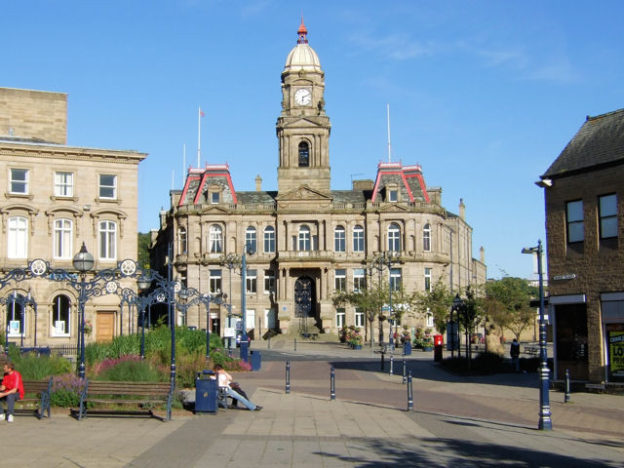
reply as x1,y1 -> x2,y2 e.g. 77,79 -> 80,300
294,277 -> 313,318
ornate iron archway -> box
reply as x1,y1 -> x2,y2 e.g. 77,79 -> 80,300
294,277 -> 314,318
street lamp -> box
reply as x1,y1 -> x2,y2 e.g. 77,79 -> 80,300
240,245 -> 255,363
220,253 -> 242,351
450,293 -> 464,359
521,239 -> 552,431
370,251 -> 399,350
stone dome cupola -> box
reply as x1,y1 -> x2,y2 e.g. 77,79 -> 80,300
283,18 -> 322,74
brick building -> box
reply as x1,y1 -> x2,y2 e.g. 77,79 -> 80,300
152,22 -> 486,342
0,87 -> 146,347
540,108 -> 624,383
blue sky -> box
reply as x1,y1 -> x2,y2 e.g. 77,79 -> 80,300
3,1 -> 623,278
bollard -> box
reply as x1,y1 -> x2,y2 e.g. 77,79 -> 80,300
407,371 -> 413,411
565,368 -> 571,403
402,358 -> 407,384
285,360 -> 291,394
330,366 -> 336,400
389,354 -> 394,376
268,336 -> 271,350
380,352 -> 385,371
294,338 -> 297,352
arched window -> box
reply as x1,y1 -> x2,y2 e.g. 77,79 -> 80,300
5,293 -> 25,336
263,226 -> 275,253
246,226 -> 257,253
98,220 -> 117,260
423,223 -> 431,252
52,294 -> 71,336
298,225 -> 311,251
353,225 -> 365,252
209,225 -> 223,253
54,218 -> 73,259
334,226 -> 345,252
298,142 -> 310,167
388,223 -> 401,252
177,227 -> 187,255
7,216 -> 28,259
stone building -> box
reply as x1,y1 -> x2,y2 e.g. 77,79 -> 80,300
0,87 -> 146,347
152,22 -> 486,341
540,108 -> 624,384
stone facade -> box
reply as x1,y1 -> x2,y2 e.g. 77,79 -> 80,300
0,87 -> 146,348
540,108 -> 624,383
152,22 -> 486,342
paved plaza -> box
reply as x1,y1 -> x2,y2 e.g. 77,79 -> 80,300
1,342 -> 622,467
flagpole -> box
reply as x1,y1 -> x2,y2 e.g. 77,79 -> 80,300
197,107 -> 201,168
387,103 -> 392,163
182,144 -> 186,184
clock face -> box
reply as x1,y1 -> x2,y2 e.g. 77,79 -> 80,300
294,88 -> 311,106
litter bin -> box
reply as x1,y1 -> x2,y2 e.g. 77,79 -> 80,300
250,350 -> 262,371
195,370 -> 218,413
433,334 -> 444,362
403,341 -> 412,356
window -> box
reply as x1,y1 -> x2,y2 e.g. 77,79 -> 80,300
209,225 -> 223,253
388,223 -> 401,252
334,226 -> 346,252
51,294 -> 71,336
246,227 -> 257,254
298,141 -> 309,167
7,217 -> 28,259
53,219 -> 73,259
336,308 -> 345,328
353,225 -> 364,252
9,169 -> 28,194
264,270 -> 275,294
599,194 -> 617,239
355,308 -> 364,327
99,174 -> 117,199
54,172 -> 73,197
424,267 -> 432,292
423,223 -> 431,252
178,227 -> 187,254
298,225 -> 311,251
390,268 -> 401,292
389,189 -> 398,202
246,269 -> 257,294
264,226 -> 275,253
353,269 -> 366,292
335,269 -> 346,292
209,269 -> 222,294
211,192 -> 220,204
6,294 -> 25,336
98,220 -> 117,260
426,308 -> 434,328
566,200 -> 584,243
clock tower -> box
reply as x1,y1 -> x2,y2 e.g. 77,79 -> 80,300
277,20 -> 331,194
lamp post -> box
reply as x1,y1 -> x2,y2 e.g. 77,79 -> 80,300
522,240 -> 552,431
450,294 -> 463,359
240,246 -> 255,363
220,253 -> 242,351
370,251 -> 398,350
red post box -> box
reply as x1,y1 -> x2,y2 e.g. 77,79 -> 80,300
434,334 -> 443,346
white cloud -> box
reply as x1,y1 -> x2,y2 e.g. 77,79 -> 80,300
348,32 -> 435,60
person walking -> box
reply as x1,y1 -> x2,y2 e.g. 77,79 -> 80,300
0,362 -> 24,422
510,338 -> 521,372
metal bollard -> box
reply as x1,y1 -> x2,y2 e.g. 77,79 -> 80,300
407,371 -> 413,411
268,336 -> 271,350
565,368 -> 571,403
330,366 -> 336,400
402,358 -> 407,384
380,352 -> 385,371
389,354 -> 394,376
294,338 -> 297,351
285,360 -> 291,394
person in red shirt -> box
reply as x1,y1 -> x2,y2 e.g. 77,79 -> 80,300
0,362 -> 24,422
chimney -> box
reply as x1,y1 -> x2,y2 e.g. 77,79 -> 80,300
459,198 -> 466,220
255,175 -> 262,192
480,246 -> 485,264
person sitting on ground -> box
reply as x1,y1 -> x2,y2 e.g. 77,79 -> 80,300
0,362 -> 24,423
213,364 -> 261,411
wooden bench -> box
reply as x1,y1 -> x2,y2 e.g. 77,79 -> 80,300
16,378 -> 52,419
76,380 -> 173,421
524,346 -> 539,356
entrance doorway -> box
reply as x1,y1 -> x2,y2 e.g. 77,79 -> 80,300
96,311 -> 115,342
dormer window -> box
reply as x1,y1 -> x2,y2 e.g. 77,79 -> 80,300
211,192 -> 220,204
386,183 -> 399,202
298,142 -> 309,167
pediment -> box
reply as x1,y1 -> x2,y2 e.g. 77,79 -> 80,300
200,205 -> 229,215
281,118 -> 324,129
379,203 -> 408,213
276,185 -> 333,202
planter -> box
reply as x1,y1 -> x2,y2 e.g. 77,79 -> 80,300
352,344 -> 362,350
423,346 -> 433,352
403,342 -> 412,355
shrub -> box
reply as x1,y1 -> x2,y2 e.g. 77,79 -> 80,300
50,373 -> 85,407
11,352 -> 72,380
93,355 -> 165,382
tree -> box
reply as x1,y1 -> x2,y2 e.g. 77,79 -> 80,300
416,280 -> 454,334
137,233 -> 151,269
333,282 -> 386,348
483,277 -> 537,341
459,285 -> 483,368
